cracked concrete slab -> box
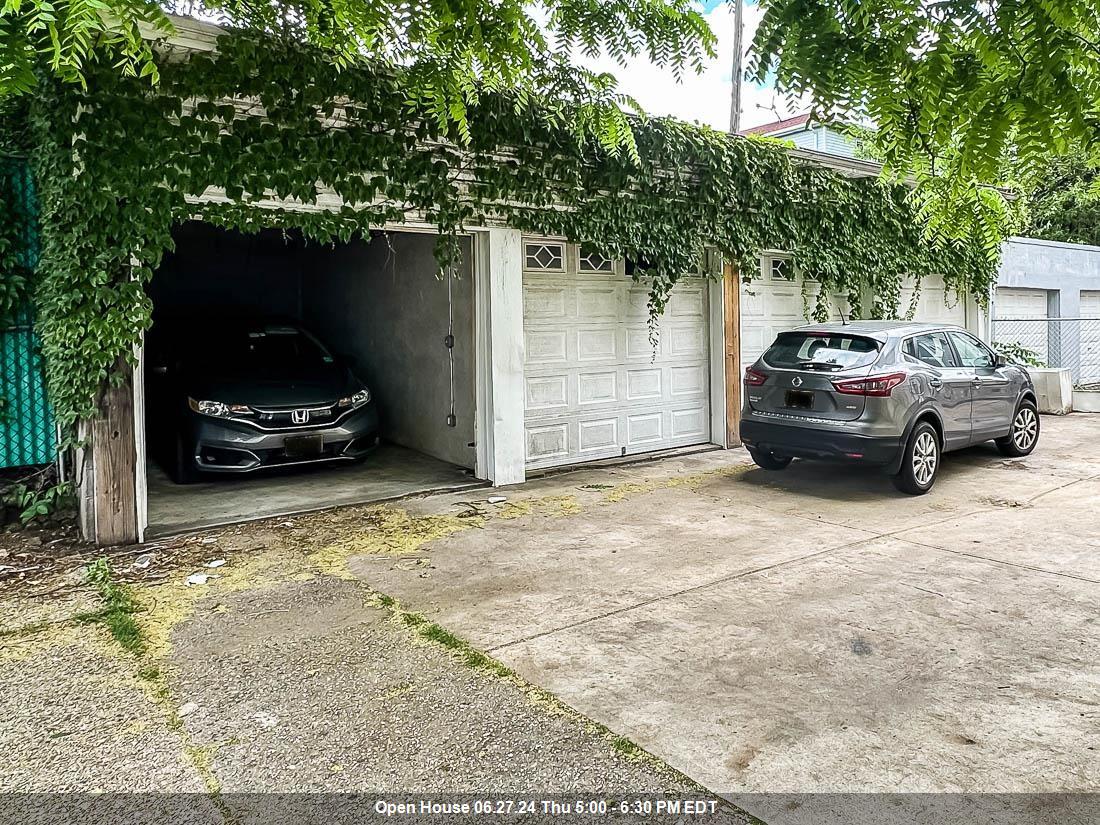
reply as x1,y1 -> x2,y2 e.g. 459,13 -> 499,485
164,577 -> 732,802
352,414 -> 1100,822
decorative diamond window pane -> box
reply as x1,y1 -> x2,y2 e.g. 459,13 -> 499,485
770,257 -> 793,281
579,246 -> 614,273
525,243 -> 564,271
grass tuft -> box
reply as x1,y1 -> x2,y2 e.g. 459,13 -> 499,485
84,558 -> 146,655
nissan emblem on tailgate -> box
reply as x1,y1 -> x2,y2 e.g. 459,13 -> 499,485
791,376 -> 803,387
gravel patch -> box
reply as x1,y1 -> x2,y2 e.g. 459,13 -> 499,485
0,628 -> 204,794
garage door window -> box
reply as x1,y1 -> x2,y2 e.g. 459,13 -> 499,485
524,242 -> 565,271
578,246 -> 614,273
769,257 -> 793,281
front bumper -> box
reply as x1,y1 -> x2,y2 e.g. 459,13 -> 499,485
740,418 -> 902,467
187,403 -> 380,473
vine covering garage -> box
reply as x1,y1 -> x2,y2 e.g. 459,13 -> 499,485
2,27 -> 999,432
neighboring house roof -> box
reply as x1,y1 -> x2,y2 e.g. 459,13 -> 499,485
738,113 -> 812,137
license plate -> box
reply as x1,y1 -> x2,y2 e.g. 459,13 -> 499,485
785,390 -> 814,410
284,434 -> 324,458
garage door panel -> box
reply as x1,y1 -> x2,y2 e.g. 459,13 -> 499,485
578,371 -> 618,405
626,412 -> 663,447
579,418 -> 618,453
670,406 -> 708,438
577,286 -> 620,319
576,328 -> 618,362
669,324 -> 707,358
525,375 -> 568,412
525,329 -> 569,364
524,286 -> 568,320
626,368 -> 662,401
524,243 -> 711,469
625,327 -> 661,360
669,286 -> 706,317
526,422 -> 569,463
670,364 -> 707,397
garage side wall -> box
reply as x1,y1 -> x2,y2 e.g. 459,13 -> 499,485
302,233 -> 476,470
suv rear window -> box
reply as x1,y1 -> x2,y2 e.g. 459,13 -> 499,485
762,332 -> 881,371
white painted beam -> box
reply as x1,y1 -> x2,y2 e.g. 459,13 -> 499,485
474,228 -> 526,486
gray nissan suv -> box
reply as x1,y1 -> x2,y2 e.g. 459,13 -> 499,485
739,322 -> 1039,494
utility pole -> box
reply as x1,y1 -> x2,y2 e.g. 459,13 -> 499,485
728,0 -> 744,133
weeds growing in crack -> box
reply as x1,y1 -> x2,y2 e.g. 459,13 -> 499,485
78,558 -> 146,655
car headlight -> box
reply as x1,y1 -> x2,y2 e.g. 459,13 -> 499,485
337,388 -> 371,409
188,398 -> 253,418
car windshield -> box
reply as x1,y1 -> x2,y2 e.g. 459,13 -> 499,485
188,325 -> 333,372
763,332 -> 881,371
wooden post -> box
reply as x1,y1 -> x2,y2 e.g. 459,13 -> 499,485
89,359 -> 139,545
723,261 -> 742,447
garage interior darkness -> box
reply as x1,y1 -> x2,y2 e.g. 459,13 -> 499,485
143,221 -> 482,536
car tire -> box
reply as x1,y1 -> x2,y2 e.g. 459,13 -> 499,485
996,400 -> 1040,457
171,434 -> 199,485
748,449 -> 793,471
892,421 -> 940,495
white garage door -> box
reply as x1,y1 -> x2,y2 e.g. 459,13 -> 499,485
897,273 -> 968,327
994,286 -> 1050,364
522,239 -> 711,470
1080,290 -> 1100,384
740,256 -> 851,371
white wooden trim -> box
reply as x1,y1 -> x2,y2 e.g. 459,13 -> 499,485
474,228 -> 526,485
133,336 -> 148,542
707,274 -> 729,448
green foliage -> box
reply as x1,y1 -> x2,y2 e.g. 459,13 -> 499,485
0,0 -> 170,96
83,557 -> 145,654
1,0 -> 715,158
3,479 -> 71,522
993,341 -> 1045,369
18,31 -> 997,430
1023,153 -> 1100,246
0,154 -> 36,323
748,0 -> 1093,242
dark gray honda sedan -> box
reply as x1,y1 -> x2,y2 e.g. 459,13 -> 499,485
740,321 -> 1039,494
146,319 -> 379,483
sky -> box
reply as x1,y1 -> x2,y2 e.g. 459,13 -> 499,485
582,0 -> 800,132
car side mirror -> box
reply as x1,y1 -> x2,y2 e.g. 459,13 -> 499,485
994,354 -> 1007,368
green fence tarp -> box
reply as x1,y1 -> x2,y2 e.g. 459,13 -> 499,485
1,158 -> 56,469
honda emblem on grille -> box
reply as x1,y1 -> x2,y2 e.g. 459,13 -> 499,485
791,376 -> 803,387
291,409 -> 309,424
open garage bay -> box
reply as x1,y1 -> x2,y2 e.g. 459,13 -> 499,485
142,223 -> 482,536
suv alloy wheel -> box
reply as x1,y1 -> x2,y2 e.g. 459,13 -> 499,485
893,420 -> 940,495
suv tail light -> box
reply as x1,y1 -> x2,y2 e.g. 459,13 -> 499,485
832,372 -> 906,397
744,367 -> 768,386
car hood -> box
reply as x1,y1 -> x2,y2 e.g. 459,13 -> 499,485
184,365 -> 361,408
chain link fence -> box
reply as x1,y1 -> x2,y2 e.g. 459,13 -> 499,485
1,157 -> 56,469
991,316 -> 1100,389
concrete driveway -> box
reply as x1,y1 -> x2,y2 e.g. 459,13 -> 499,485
361,414 -> 1100,822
